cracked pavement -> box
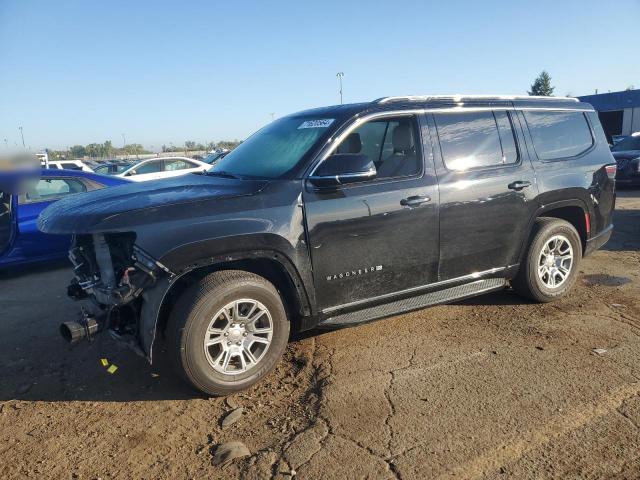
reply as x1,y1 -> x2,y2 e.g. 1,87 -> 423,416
1,190 -> 639,479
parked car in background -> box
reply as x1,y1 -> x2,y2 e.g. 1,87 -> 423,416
611,135 -> 629,146
610,132 -> 640,186
0,169 -> 128,268
46,159 -> 94,172
202,150 -> 230,165
116,156 -> 209,181
40,94 -> 616,396
93,162 -> 135,175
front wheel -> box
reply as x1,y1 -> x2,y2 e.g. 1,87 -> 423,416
513,218 -> 582,303
167,270 -> 290,396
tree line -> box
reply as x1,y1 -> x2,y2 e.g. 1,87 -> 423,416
161,140 -> 241,153
46,139 -> 241,160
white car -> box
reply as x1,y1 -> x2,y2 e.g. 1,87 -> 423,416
46,160 -> 94,172
116,157 -> 210,182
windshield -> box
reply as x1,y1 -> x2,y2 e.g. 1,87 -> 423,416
612,135 -> 640,151
208,116 -> 336,178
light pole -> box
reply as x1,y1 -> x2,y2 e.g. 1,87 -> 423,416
336,72 -> 344,104
3,138 -> 7,149
18,126 -> 25,149
270,112 -> 275,122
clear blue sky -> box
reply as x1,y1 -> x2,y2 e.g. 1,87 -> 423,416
1,0 -> 638,151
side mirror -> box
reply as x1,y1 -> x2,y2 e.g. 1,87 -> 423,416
309,153 -> 376,188
126,170 -> 136,176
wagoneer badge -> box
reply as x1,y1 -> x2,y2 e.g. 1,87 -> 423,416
327,265 -> 383,281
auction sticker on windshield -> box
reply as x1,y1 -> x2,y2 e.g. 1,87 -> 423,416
298,119 -> 334,129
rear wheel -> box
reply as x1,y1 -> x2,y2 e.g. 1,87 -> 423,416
513,218 -> 582,303
167,270 -> 290,396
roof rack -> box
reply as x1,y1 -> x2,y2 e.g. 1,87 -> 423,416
374,94 -> 579,104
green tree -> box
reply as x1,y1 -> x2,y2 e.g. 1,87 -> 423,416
217,140 -> 241,150
69,145 -> 86,158
528,70 -> 555,96
103,140 -> 113,158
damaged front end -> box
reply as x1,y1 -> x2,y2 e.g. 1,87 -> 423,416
61,232 -> 173,355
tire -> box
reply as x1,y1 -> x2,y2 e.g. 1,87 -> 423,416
513,218 -> 582,303
166,270 -> 290,396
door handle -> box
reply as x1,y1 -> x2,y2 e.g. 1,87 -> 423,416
400,195 -> 431,207
508,180 -> 531,191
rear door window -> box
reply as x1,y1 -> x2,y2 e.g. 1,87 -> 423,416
434,111 -> 518,171
134,160 -> 163,174
523,111 -> 593,160
60,162 -> 82,170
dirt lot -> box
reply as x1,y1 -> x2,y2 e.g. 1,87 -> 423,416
1,190 -> 639,480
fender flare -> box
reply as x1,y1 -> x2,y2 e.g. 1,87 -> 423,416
138,248 -> 314,362
514,198 -> 590,268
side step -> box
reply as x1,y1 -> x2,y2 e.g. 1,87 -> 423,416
320,278 -> 506,326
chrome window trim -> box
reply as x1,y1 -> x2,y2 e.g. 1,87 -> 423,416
321,266 -> 508,314
309,109 -> 426,176
309,106 -> 593,177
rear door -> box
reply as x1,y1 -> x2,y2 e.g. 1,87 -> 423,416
429,108 -> 539,280
303,113 -> 440,311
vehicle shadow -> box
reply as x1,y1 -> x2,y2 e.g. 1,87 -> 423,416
602,208 -> 640,252
0,326 -> 321,403
0,258 -> 70,280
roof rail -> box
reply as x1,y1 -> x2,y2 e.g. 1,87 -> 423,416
374,94 -> 579,104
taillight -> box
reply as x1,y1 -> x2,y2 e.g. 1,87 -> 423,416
605,164 -> 617,179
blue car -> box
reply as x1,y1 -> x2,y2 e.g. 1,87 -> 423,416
0,169 -> 129,268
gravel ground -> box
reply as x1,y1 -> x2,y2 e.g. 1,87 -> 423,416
1,189 -> 639,480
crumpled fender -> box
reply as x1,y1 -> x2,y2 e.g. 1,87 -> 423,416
139,275 -> 174,362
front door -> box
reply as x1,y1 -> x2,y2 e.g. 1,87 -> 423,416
303,113 -> 440,311
126,159 -> 164,181
429,109 -> 539,280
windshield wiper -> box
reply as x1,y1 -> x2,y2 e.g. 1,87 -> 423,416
205,170 -> 242,179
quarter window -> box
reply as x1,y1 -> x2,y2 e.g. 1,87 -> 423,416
164,159 -> 191,171
523,111 -> 593,160
434,111 -> 519,171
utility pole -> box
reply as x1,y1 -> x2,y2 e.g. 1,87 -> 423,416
336,72 -> 344,104
18,126 -> 25,149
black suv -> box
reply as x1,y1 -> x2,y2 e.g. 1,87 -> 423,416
40,95 -> 616,395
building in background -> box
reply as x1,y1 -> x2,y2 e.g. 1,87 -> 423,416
578,89 -> 640,143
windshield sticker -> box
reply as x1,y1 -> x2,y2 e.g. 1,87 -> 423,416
298,119 -> 335,129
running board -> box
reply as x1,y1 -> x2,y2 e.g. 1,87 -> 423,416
320,278 -> 506,327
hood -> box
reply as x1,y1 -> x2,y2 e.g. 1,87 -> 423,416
612,150 -> 640,160
38,173 -> 268,234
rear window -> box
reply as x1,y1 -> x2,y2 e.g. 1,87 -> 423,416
523,111 -> 593,160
